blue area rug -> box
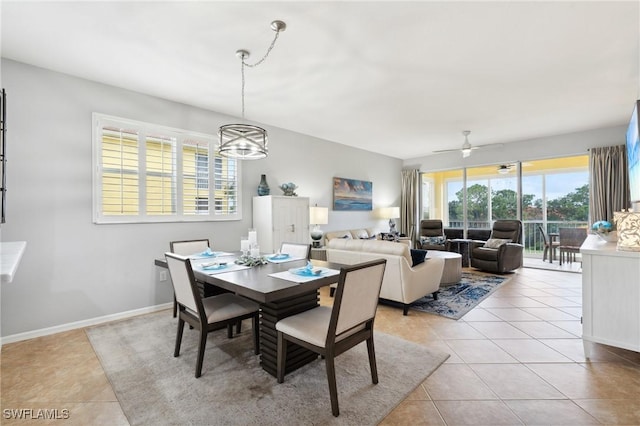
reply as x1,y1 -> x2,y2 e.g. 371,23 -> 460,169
410,271 -> 511,319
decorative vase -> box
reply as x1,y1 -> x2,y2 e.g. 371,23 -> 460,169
257,174 -> 270,196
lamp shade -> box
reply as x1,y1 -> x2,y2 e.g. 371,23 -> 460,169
378,206 -> 400,220
309,206 -> 329,225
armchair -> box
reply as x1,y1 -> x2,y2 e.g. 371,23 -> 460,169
417,220 -> 447,251
469,220 -> 523,273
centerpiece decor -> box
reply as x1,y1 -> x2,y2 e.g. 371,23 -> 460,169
279,182 -> 298,196
591,220 -> 617,242
234,254 -> 268,267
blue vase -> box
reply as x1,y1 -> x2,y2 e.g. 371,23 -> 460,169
257,174 -> 270,196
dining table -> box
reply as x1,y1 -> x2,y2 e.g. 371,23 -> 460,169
155,252 -> 343,377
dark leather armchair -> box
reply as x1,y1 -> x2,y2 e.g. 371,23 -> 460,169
417,219 -> 447,251
469,220 -> 523,273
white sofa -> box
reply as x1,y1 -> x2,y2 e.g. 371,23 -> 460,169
325,239 -> 445,315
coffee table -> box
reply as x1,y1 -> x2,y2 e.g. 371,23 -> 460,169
425,251 -> 462,286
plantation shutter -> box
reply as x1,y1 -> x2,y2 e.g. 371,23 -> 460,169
101,127 -> 140,215
183,138 -> 210,215
145,134 -> 177,215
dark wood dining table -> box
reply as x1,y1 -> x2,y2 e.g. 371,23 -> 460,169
155,255 -> 342,377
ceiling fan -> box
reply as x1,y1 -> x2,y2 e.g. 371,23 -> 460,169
497,164 -> 513,174
433,130 -> 504,158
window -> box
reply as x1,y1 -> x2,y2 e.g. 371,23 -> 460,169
420,155 -> 588,257
93,113 -> 241,223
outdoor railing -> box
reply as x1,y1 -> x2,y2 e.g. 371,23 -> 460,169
445,219 -> 588,257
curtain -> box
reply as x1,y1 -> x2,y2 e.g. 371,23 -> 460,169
589,145 -> 630,224
400,169 -> 420,243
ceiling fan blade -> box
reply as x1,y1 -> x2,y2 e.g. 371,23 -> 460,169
432,147 -> 463,154
473,142 -> 505,151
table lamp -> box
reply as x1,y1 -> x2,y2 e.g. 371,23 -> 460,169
379,206 -> 400,235
309,206 -> 329,248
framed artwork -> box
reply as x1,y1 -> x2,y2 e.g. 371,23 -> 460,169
333,177 -> 372,211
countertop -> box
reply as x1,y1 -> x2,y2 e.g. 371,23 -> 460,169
1,241 -> 27,283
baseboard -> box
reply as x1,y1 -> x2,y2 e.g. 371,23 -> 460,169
1,303 -> 172,345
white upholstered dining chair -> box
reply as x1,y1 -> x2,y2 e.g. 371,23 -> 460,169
275,258 -> 387,416
279,242 -> 311,260
169,239 -> 210,318
164,252 -> 260,378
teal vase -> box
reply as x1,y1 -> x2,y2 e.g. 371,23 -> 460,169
257,174 -> 270,196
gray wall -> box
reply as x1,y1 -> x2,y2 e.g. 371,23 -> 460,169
0,59 -> 402,338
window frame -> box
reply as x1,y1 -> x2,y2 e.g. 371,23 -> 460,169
92,113 -> 242,224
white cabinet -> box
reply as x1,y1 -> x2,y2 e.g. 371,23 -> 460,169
581,235 -> 640,356
252,196 -> 310,253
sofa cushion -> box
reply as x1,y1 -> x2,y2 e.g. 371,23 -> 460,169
325,230 -> 353,242
351,229 -> 371,239
483,238 -> 511,249
420,236 -> 445,246
410,249 -> 428,267
473,247 -> 500,261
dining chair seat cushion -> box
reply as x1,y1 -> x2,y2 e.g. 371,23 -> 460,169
275,306 -> 363,348
202,293 -> 260,324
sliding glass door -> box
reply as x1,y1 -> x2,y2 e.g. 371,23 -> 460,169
420,155 -> 589,258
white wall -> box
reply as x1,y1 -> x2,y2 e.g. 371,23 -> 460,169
0,59 -> 402,338
403,125 -> 627,171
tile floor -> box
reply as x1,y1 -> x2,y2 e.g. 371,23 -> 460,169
2,267 -> 640,425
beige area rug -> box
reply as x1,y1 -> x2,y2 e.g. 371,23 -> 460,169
86,311 -> 449,426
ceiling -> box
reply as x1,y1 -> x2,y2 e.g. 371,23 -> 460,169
2,1 -> 639,160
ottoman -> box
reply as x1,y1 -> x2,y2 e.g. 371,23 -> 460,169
425,251 -> 462,286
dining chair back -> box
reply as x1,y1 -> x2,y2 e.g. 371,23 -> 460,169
537,224 -> 559,263
164,252 -> 260,378
170,239 -> 210,256
558,227 -> 587,265
168,239 -> 210,317
276,258 -> 387,417
279,242 -> 311,259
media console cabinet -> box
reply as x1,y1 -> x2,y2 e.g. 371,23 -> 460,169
580,234 -> 640,357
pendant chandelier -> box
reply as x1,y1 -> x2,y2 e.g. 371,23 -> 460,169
218,20 -> 286,160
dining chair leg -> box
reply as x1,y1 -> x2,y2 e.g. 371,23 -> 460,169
325,354 -> 340,417
174,318 -> 185,357
195,328 -> 207,378
543,246 -> 548,262
276,332 -> 287,383
172,294 -> 177,318
366,336 -> 378,384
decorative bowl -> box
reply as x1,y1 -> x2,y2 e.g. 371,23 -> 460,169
596,231 -> 617,242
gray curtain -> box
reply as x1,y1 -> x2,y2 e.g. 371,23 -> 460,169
589,145 -> 630,224
400,169 -> 420,243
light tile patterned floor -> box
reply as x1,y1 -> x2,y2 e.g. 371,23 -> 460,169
2,267 -> 640,425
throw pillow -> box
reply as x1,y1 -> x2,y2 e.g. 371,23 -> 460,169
420,236 -> 445,245
410,249 -> 428,267
359,235 -> 377,240
483,238 -> 512,249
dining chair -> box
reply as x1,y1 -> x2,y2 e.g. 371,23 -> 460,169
279,242 -> 311,260
169,239 -> 210,318
164,252 -> 260,378
537,224 -> 559,263
276,258 -> 387,417
558,227 -> 587,265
